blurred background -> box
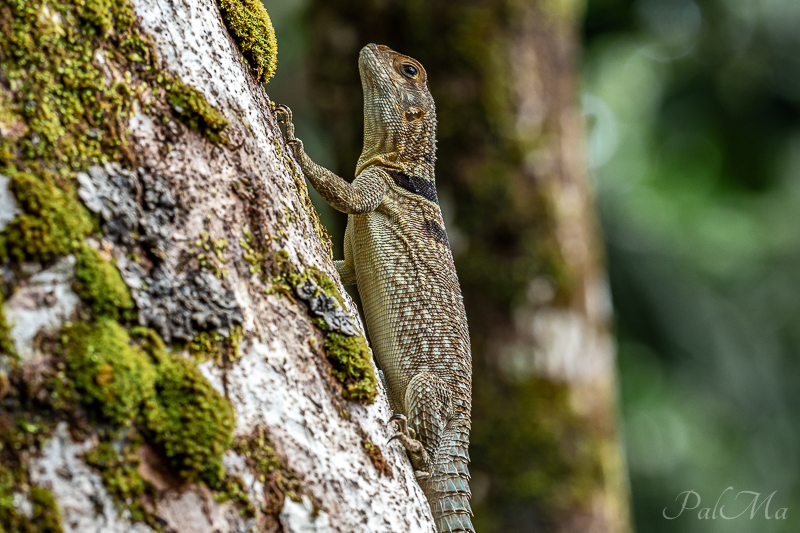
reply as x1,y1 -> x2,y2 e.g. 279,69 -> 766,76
264,0 -> 800,532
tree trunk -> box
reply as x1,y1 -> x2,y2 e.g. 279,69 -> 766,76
304,1 -> 631,532
0,1 -> 435,532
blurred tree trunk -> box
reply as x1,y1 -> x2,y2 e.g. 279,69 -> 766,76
0,0 -> 436,531
305,1 -> 631,532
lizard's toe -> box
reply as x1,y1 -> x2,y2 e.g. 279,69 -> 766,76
274,103 -> 292,122
388,413 -> 409,436
387,428 -> 430,472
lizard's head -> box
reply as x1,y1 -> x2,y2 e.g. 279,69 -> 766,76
356,44 -> 436,176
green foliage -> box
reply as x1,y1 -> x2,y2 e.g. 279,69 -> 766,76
0,171 -> 93,264
74,245 -> 134,319
165,77 -> 230,146
217,0 -> 278,83
61,319 -> 157,427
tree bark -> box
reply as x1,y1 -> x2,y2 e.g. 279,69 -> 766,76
304,1 -> 631,532
0,0 -> 435,532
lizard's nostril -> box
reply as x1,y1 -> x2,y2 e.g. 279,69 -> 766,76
378,45 -> 390,51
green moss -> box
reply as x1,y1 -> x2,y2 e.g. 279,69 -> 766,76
28,487 -> 64,533
267,254 -> 377,403
1,0 -> 243,523
165,77 -> 230,146
188,331 -> 225,364
292,266 -> 345,309
323,332 -> 376,403
136,331 -> 235,487
232,426 -> 303,515
60,319 -> 157,427
239,230 -> 265,275
0,414 -> 61,533
56,323 -> 236,489
74,245 -> 134,320
0,295 -> 16,361
0,0 -> 148,172
0,481 -> 64,533
213,475 -> 254,516
83,437 -> 160,529
217,0 -> 278,83
188,326 -> 243,364
0,0 -> 231,214
0,171 -> 93,264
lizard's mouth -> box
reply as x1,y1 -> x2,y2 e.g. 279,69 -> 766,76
358,43 -> 394,96
358,44 -> 388,92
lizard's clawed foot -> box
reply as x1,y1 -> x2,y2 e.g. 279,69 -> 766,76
274,104 -> 297,142
387,413 -> 416,439
388,414 -> 430,474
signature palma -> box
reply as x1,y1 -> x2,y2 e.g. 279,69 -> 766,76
663,487 -> 789,520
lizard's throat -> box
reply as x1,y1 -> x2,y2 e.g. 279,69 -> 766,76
356,119 -> 437,178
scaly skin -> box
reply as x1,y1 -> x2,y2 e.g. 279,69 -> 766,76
276,43 -> 474,533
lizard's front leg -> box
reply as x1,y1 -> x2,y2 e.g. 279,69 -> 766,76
275,104 -> 387,215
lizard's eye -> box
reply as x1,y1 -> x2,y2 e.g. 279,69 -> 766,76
401,63 -> 418,79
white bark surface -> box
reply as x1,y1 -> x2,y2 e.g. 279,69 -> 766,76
5,0 -> 437,531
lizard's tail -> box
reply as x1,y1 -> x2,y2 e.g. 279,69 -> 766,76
424,421 -> 475,533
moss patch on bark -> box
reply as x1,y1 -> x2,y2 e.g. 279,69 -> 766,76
232,426 -> 304,515
217,0 -> 278,83
165,76 -> 230,146
61,319 -> 156,427
0,0 -> 249,525
0,294 -> 16,361
0,171 -> 94,264
145,350 -> 235,485
322,331 -> 376,403
0,413 -> 61,533
73,245 -> 134,320
269,252 -> 377,404
82,436 -> 159,529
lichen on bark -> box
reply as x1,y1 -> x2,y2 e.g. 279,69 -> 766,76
269,250 -> 377,404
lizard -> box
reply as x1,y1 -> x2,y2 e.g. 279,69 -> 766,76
275,43 -> 474,533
